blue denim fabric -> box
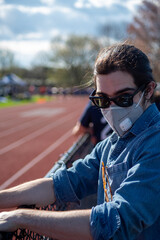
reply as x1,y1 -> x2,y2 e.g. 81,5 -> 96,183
52,104 -> 160,240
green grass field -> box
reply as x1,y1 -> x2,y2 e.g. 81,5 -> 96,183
0,95 -> 54,108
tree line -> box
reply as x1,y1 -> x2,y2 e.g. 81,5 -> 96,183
0,0 -> 159,87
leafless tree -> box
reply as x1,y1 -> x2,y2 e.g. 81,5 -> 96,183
0,49 -> 15,76
128,0 -> 160,82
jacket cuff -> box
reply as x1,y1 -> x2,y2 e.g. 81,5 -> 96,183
90,202 -> 121,240
52,164 -> 80,205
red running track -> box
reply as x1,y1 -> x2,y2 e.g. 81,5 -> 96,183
0,95 -> 88,190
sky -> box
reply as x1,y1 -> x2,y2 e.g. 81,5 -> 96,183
0,0 -> 143,68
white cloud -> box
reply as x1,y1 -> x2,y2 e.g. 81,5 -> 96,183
0,4 -> 14,18
0,40 -> 50,54
0,25 -> 13,38
0,5 -> 52,15
75,0 -> 116,8
125,0 -> 144,12
0,3 -> 75,16
88,0 -> 117,7
16,32 -> 44,40
0,40 -> 51,67
40,0 -> 56,5
74,0 -> 143,10
17,6 -> 52,15
49,29 -> 61,37
16,29 -> 60,40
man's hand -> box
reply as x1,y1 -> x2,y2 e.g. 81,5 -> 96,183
0,210 -> 19,232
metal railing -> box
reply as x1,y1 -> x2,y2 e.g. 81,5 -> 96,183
0,134 -> 94,240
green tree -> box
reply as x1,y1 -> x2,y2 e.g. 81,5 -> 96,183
31,51 -> 51,68
49,35 -> 101,87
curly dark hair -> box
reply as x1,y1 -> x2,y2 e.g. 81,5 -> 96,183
94,43 -> 155,88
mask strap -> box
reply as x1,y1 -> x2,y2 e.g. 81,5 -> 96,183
135,91 -> 144,108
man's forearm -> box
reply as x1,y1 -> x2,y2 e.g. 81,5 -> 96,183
0,178 -> 55,209
20,208 -> 92,240
0,208 -> 93,240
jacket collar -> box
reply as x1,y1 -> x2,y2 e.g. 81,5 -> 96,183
109,103 -> 160,142
129,103 -> 160,136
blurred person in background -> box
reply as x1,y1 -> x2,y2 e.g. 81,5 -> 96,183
72,100 -> 112,145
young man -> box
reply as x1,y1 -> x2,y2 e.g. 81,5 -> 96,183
0,43 -> 160,240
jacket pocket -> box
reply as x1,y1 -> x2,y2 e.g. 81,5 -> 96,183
107,162 -> 128,194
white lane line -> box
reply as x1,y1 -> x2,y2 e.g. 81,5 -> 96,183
20,108 -> 65,117
0,108 -> 65,138
0,110 -> 78,155
0,129 -> 72,190
0,118 -> 44,138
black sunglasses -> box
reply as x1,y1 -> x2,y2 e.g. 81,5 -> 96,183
89,84 -> 146,109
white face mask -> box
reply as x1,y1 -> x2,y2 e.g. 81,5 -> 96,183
101,92 -> 144,137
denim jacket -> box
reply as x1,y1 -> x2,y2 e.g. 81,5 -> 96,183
52,104 -> 160,240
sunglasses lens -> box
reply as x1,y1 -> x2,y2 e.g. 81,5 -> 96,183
115,94 -> 133,107
92,97 -> 110,108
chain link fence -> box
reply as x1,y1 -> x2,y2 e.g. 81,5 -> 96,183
0,134 -> 95,240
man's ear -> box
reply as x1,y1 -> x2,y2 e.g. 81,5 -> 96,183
144,81 -> 156,99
